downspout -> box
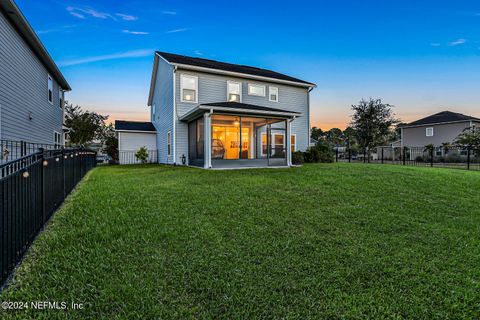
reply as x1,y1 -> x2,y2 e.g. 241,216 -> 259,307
287,116 -> 296,166
172,65 -> 177,165
307,87 -> 314,150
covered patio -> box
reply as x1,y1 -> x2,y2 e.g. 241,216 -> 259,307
180,102 -> 300,169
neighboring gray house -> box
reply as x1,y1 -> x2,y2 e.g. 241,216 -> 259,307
400,111 -> 480,147
117,51 -> 316,168
0,0 -> 71,146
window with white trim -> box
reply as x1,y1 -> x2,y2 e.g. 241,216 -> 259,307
167,131 -> 171,156
227,81 -> 241,102
181,75 -> 198,102
48,75 -> 53,104
54,131 -> 62,147
426,127 -> 434,137
291,134 -> 296,152
248,83 -> 266,96
269,86 -> 279,102
58,88 -> 63,108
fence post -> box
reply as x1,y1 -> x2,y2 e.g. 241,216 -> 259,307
403,147 -> 406,165
467,146 -> 471,170
363,148 -> 366,163
381,147 -> 384,164
20,141 -> 25,157
430,147 -> 434,167
39,148 -> 46,223
62,148 -> 66,198
348,148 -> 351,163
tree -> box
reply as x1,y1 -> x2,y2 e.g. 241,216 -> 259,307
135,146 -> 149,164
350,98 -> 399,151
100,124 -> 118,163
64,102 -> 108,146
310,127 -> 324,141
324,128 -> 343,146
455,127 -> 480,151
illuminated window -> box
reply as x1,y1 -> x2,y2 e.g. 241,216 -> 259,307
227,81 -> 241,102
291,135 -> 296,152
181,75 -> 198,102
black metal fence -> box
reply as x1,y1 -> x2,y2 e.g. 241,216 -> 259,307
0,140 -> 59,164
335,146 -> 480,171
0,148 -> 96,286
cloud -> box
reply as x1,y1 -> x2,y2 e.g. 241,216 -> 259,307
116,13 -> 138,21
58,49 -> 153,67
165,28 -> 187,34
37,25 -> 77,35
123,30 -> 149,35
430,42 -> 441,47
448,38 -> 467,46
194,50 -> 203,56
67,6 -> 113,19
162,11 -> 177,15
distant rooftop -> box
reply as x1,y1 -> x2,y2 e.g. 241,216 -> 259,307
115,120 -> 156,132
156,51 -> 315,87
405,111 -> 480,127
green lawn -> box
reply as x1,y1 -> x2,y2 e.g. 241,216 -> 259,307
1,164 -> 480,319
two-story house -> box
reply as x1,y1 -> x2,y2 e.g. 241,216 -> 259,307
401,111 -> 479,147
116,51 -> 316,168
0,0 -> 71,147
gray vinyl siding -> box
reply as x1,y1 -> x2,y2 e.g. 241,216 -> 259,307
402,121 -> 479,147
0,10 -> 63,144
175,70 -> 310,163
150,57 -> 174,164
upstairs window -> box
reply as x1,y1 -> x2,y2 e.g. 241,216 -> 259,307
269,87 -> 279,102
248,83 -> 266,97
59,88 -> 63,108
426,127 -> 434,137
181,75 -> 198,103
48,75 -> 53,104
227,81 -> 241,102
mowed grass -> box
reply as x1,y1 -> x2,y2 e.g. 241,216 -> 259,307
1,164 -> 480,319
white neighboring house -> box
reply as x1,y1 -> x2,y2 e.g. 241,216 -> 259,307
115,120 -> 157,165
116,51 -> 316,168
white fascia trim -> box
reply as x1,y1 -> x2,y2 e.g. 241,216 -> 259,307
401,120 -> 475,129
173,63 -> 316,88
115,130 -> 157,134
199,106 -> 301,117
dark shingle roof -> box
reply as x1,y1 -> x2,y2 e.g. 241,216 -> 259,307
201,102 -> 301,114
406,111 -> 480,127
156,51 -> 315,86
115,120 -> 156,132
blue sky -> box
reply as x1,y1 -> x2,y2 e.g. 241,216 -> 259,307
17,0 -> 480,129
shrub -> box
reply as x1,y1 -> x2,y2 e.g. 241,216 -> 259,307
135,146 -> 149,164
292,151 -> 304,165
445,154 -> 463,163
415,156 -> 424,162
303,143 -> 334,163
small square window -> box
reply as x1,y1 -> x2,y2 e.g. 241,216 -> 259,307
426,127 -> 434,137
269,87 -> 279,102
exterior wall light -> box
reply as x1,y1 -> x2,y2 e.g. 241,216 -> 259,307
42,160 -> 48,166
181,154 -> 186,165
55,158 -> 60,162
22,170 -> 29,178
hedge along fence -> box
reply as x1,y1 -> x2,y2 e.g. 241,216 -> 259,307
0,148 -> 96,287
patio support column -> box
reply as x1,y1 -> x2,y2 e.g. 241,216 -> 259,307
286,119 -> 292,166
204,112 -> 212,169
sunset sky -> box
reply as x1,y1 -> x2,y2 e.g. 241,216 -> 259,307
17,0 -> 480,130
